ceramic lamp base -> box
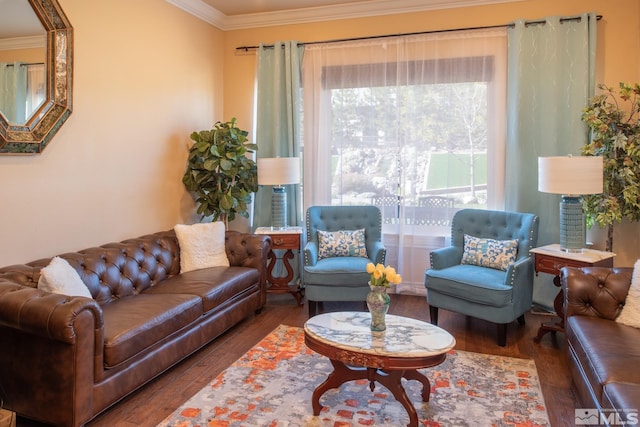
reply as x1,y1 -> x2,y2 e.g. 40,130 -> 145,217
271,186 -> 287,229
559,195 -> 585,253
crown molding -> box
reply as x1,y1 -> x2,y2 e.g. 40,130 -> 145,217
0,35 -> 46,51
167,0 -> 523,31
166,0 -> 226,29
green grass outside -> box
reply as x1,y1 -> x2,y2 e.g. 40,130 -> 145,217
427,152 -> 487,189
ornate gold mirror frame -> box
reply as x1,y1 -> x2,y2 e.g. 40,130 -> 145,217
0,0 -> 73,154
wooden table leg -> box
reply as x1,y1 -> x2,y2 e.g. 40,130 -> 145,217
375,370 -> 421,427
266,249 -> 304,306
403,369 -> 431,402
312,360 -> 424,427
312,359 -> 366,415
534,275 -> 565,343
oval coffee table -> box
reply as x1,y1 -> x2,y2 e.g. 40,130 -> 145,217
304,311 -> 456,427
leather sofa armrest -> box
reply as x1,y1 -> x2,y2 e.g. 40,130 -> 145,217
0,280 -> 103,343
0,280 -> 102,425
225,231 -> 271,270
561,266 -> 633,321
225,231 -> 272,305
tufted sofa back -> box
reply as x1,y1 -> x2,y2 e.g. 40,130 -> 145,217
306,205 -> 382,257
0,230 -> 181,306
450,208 -> 539,261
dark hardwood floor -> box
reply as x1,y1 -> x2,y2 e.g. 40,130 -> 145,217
18,293 -> 576,427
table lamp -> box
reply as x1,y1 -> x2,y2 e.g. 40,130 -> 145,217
257,157 -> 300,229
538,155 -> 603,252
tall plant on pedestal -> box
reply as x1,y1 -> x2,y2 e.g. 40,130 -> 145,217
182,118 -> 258,226
581,83 -> 640,252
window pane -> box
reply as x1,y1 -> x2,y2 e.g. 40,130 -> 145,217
330,81 -> 488,214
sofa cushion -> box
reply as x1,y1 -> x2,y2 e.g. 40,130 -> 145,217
143,266 -> 259,312
304,256 -> 371,286
425,264 -> 511,307
602,382 -> 640,422
174,222 -> 229,273
38,256 -> 92,298
566,315 -> 640,403
102,293 -> 202,368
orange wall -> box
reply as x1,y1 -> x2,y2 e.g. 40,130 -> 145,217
0,0 -> 637,266
223,0 -> 640,264
224,0 -> 639,129
0,0 -> 224,265
0,47 -> 45,63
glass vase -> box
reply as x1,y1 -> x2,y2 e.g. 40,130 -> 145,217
366,283 -> 391,331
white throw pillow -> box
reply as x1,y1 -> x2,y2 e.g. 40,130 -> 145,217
616,259 -> 640,328
38,256 -> 92,298
174,222 -> 229,273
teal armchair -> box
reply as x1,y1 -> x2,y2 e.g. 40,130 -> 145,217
303,205 -> 386,316
424,209 -> 539,346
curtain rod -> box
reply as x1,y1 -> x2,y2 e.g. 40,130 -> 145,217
2,62 -> 45,67
235,14 -> 601,52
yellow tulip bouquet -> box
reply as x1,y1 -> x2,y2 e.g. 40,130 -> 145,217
366,262 -> 402,288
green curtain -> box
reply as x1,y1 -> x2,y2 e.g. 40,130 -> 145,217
505,13 -> 597,309
254,41 -> 304,229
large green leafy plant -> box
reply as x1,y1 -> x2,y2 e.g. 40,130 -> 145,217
182,119 -> 258,224
581,83 -> 640,251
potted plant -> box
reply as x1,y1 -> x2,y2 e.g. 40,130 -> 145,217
581,83 -> 640,252
182,118 -> 258,225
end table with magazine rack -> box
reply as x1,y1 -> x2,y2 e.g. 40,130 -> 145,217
254,226 -> 304,306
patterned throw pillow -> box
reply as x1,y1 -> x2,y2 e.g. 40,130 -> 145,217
317,229 -> 368,260
460,234 -> 518,271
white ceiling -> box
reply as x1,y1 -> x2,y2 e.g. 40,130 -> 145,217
200,0 -> 378,16
168,0 -> 523,30
1,0 -> 523,41
0,0 -> 45,39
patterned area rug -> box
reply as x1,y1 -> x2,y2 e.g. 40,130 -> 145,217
158,324 -> 550,427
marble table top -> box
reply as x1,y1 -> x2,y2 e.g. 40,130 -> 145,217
530,244 -> 615,263
304,311 -> 456,358
255,226 -> 303,235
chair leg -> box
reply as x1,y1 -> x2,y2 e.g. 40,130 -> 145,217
429,306 -> 439,325
308,300 -> 317,317
517,314 -> 525,325
497,323 -> 507,347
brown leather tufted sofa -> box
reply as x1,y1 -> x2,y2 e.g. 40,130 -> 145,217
562,266 -> 640,425
0,229 -> 271,427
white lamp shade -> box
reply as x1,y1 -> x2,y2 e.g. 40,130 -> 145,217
538,156 -> 603,195
257,157 -> 301,186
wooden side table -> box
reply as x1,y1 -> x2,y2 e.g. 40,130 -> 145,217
254,227 -> 304,306
530,244 -> 615,343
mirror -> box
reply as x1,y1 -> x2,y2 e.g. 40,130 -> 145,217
0,1 -> 46,125
0,0 -> 73,154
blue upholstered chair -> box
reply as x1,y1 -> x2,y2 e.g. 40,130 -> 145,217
424,209 -> 539,346
303,205 -> 386,316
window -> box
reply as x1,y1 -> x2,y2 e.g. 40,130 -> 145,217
302,29 -> 507,293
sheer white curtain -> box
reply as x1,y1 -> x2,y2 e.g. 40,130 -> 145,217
0,62 -> 28,123
25,63 -> 46,120
0,62 -> 44,124
302,29 -> 507,294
